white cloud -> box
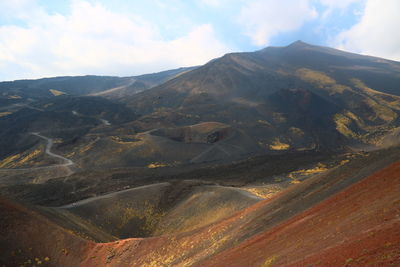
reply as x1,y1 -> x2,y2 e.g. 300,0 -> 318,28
0,0 -> 231,81
318,0 -> 364,21
199,0 -> 223,7
0,0 -> 38,19
319,0 -> 363,9
334,0 -> 400,61
238,0 -> 317,46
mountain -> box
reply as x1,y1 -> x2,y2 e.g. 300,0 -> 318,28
1,145 -> 399,266
0,95 -> 138,160
126,41 -> 400,153
0,67 -> 194,102
2,41 -> 400,172
1,41 -> 400,267
90,67 -> 197,99
0,67 -> 194,164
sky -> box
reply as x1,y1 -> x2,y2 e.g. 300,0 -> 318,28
0,0 -> 399,81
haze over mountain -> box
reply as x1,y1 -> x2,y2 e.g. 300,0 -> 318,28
0,67 -> 195,100
1,41 -> 400,266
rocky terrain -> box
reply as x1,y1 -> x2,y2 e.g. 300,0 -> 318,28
0,41 -> 399,266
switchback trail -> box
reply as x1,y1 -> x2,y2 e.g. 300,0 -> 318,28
0,133 -> 75,176
31,132 -> 75,176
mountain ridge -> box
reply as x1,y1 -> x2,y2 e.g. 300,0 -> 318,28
122,41 -> 400,156
1,41 -> 400,266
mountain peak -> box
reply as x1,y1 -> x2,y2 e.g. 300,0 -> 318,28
260,40 -> 312,53
287,40 -> 311,48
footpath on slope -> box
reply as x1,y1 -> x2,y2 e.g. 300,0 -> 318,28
0,133 -> 75,177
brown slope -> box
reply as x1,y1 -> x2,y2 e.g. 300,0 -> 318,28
2,148 -> 398,266
0,197 -> 92,267
58,182 -> 261,239
0,182 -> 262,266
203,160 -> 400,266
80,147 -> 400,266
61,121 -> 261,169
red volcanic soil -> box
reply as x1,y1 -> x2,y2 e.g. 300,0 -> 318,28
0,198 -> 92,267
80,159 -> 400,266
2,156 -> 400,266
203,161 -> 400,267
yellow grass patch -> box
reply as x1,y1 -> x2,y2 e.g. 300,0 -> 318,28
296,68 -> 350,94
0,149 -> 42,168
352,78 -> 400,106
7,95 -> 21,99
288,163 -> 328,179
147,162 -> 168,168
117,201 -> 165,233
351,78 -> 398,120
0,111 -> 12,117
243,186 -> 282,199
49,89 -> 66,96
272,112 -> 286,123
261,256 -> 277,267
110,136 -> 139,145
258,119 -> 271,126
333,113 -> 359,139
289,127 -> 304,136
269,138 -> 290,150
0,154 -> 21,168
296,68 -> 336,86
79,144 -> 93,154
17,149 -> 41,165
65,151 -> 76,158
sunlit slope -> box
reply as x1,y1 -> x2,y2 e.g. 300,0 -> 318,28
60,182 -> 261,238
81,146 -> 400,266
205,161 -> 400,266
1,146 -> 399,266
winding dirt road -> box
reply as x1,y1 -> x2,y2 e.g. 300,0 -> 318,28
60,182 -> 171,208
31,132 -> 74,175
59,182 -> 262,208
0,133 -> 75,177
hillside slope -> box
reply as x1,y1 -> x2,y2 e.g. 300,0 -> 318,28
81,146 -> 400,266
126,41 -> 400,152
2,42 -> 400,171
0,67 -> 194,100
1,147 -> 399,266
